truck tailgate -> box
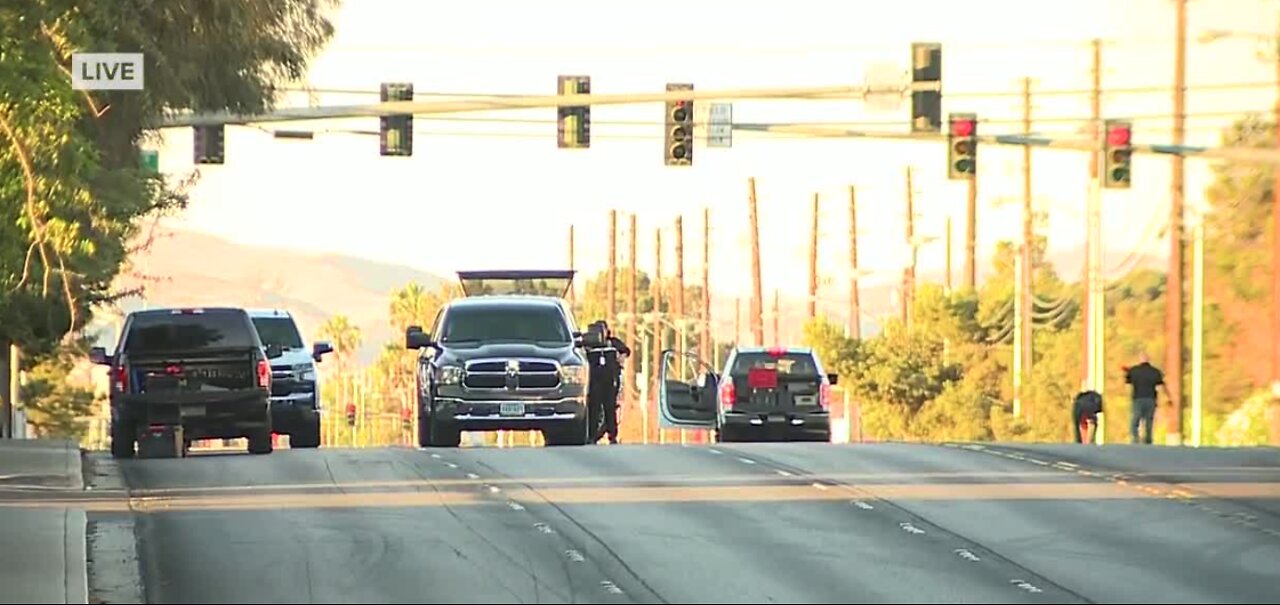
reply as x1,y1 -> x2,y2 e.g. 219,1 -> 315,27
129,351 -> 257,395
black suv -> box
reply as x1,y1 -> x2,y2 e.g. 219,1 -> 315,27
405,270 -> 606,447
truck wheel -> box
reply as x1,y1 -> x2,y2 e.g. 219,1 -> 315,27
110,421 -> 136,459
247,427 -> 274,455
291,418 -> 322,449
420,413 -> 460,448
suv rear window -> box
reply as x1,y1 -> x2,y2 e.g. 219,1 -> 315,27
124,310 -> 257,354
441,305 -> 571,344
730,352 -> 820,378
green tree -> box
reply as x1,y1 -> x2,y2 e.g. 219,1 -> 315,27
19,336 -> 97,439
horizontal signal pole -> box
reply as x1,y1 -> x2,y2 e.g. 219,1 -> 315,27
158,83 -> 933,128
736,124 -> 1280,165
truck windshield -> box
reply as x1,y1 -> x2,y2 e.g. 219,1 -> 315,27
252,317 -> 305,350
730,352 -> 821,378
124,310 -> 257,354
441,305 -> 571,344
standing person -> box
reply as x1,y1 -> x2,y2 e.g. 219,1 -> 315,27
1123,352 -> 1170,444
1072,383 -> 1103,444
585,320 -> 630,444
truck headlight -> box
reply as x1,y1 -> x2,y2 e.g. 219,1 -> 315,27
438,365 -> 463,385
560,364 -> 588,386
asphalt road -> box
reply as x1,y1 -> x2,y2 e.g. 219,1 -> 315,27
93,442 -> 1280,604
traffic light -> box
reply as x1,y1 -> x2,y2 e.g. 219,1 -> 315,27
401,406 -> 412,432
1103,119 -> 1133,189
557,75 -> 591,149
380,82 -> 414,157
345,403 -> 356,427
664,83 -> 694,166
193,125 -> 225,165
947,113 -> 977,180
910,42 -> 943,133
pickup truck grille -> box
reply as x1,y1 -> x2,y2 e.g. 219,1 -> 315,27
463,358 -> 561,390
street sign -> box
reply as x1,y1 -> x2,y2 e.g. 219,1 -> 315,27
708,103 -> 732,148
139,149 -> 159,174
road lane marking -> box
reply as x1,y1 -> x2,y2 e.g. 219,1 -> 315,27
899,522 -> 926,535
600,580 -> 624,595
851,500 -> 874,510
506,501 -> 525,511
466,472 -> 480,479
430,453 -> 442,459
487,485 -> 502,494
776,470 -> 794,477
565,549 -> 585,562
445,462 -> 459,469
708,448 -> 723,455
1026,458 -> 1049,466
534,522 -> 555,534
954,548 -> 981,562
811,482 -> 829,491
737,457 -> 756,465
1055,461 -> 1079,469
1010,579 -> 1044,594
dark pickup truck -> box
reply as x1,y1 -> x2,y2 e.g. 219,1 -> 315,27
91,307 -> 277,457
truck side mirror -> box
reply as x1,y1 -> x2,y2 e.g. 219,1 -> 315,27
89,347 -> 112,366
312,341 -> 334,362
406,326 -> 434,350
827,373 -> 839,386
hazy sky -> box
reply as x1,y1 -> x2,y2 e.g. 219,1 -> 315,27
155,0 -> 1280,309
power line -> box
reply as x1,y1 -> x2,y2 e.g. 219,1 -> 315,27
279,80 -> 1276,101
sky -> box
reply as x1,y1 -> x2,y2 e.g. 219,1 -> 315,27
153,0 -> 1280,317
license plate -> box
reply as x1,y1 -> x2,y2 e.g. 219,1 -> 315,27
795,395 -> 817,406
499,402 -> 525,417
182,405 -> 206,417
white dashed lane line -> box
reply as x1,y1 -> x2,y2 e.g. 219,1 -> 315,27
899,522 -> 926,535
775,470 -> 794,477
708,448 -> 723,455
565,549 -> 586,563
1025,458 -> 1050,466
954,548 -> 982,562
445,462 -> 459,469
465,472 -> 480,479
851,500 -> 875,510
506,501 -> 525,511
1010,579 -> 1044,594
600,580 -> 625,595
534,522 -> 555,535
486,485 -> 502,494
430,453 -> 442,459
737,457 -> 757,465
811,482 -> 830,491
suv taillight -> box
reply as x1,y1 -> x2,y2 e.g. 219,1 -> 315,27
113,366 -> 128,393
720,380 -> 736,410
257,359 -> 271,390
820,382 -> 832,411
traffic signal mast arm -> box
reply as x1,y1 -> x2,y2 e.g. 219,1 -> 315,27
735,123 -> 1280,165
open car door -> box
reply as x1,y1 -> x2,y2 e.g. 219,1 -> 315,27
657,349 -> 718,429
456,270 -> 575,298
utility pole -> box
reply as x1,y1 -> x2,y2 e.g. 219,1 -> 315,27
568,225 -> 576,305
1084,39 -> 1102,391
3,344 -> 15,439
652,229 -> 663,445
628,213 -> 638,407
1270,12 -> 1280,445
1019,76 -> 1035,420
849,186 -> 862,339
965,167 -> 978,290
808,193 -> 820,319
0,339 -> 9,439
608,210 -> 617,324
773,289 -> 782,345
675,216 -> 686,360
905,167 -> 917,332
702,208 -> 711,361
1168,0 -> 1187,444
748,178 -> 765,346
945,216 -> 953,293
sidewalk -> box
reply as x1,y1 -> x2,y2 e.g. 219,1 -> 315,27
0,439 -> 88,604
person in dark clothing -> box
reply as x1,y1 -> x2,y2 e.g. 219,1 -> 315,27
585,320 -> 631,444
1072,384 -> 1103,444
1123,352 -> 1170,444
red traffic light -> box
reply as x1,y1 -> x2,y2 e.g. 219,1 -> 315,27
1107,125 -> 1131,147
951,119 -> 975,137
